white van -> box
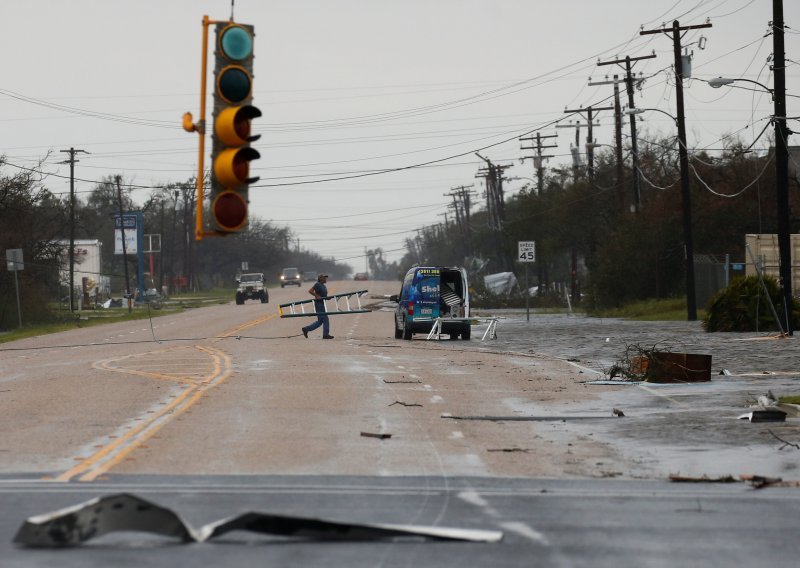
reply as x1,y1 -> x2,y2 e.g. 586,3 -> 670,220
390,266 -> 470,340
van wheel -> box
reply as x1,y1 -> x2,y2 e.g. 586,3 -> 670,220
461,328 -> 471,340
394,321 -> 403,339
402,320 -> 413,340
260,291 -> 268,303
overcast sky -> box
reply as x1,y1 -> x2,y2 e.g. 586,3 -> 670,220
1,1 -> 798,267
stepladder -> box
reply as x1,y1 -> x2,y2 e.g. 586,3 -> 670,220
279,289 -> 371,318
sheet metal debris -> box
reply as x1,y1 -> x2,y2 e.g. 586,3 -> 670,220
14,493 -> 503,548
738,410 -> 788,422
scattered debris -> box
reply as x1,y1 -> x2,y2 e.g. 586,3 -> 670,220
768,429 -> 800,450
13,493 -> 503,548
668,474 -> 737,483
383,379 -> 422,384
388,401 -> 423,407
740,474 -> 800,489
719,369 -> 732,375
738,410 -> 787,422
442,415 -> 621,422
609,344 -> 712,383
487,448 -> 531,453
612,408 -> 625,417
360,431 -> 392,439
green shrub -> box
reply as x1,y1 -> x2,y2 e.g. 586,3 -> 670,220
703,275 -> 799,332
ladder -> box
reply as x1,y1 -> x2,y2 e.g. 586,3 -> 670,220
279,289 -> 371,318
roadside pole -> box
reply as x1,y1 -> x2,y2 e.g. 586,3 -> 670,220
6,249 -> 24,327
518,241 -> 536,322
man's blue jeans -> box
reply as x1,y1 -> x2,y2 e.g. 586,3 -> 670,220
303,302 -> 329,336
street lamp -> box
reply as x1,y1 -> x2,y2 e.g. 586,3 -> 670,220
624,107 -> 678,125
627,105 -> 697,321
707,76 -> 792,335
707,77 -> 774,100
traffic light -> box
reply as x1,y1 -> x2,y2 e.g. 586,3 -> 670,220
210,22 -> 260,233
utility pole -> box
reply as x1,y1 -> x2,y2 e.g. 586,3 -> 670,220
641,20 -> 711,322
446,184 -> 475,255
476,154 -> 512,270
59,147 -> 89,312
556,120 -> 583,182
597,53 -> 656,212
563,105 -> 613,184
588,75 -> 629,214
773,0 -> 793,335
519,133 -> 557,193
115,176 -> 133,314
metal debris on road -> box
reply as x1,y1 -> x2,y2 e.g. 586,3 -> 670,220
13,493 -> 503,548
668,474 -> 737,483
442,415 -> 623,422
738,410 -> 788,422
360,431 -> 392,439
740,474 -> 800,489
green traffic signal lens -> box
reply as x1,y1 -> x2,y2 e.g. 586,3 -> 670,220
218,66 -> 251,104
220,25 -> 253,61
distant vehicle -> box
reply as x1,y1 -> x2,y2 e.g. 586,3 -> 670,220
354,272 -> 368,281
390,266 -> 470,340
280,267 -> 302,288
303,271 -> 317,282
236,273 -> 269,305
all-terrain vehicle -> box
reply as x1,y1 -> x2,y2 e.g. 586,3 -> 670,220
235,273 -> 269,305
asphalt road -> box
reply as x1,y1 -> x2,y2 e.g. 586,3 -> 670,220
1,282 -> 799,566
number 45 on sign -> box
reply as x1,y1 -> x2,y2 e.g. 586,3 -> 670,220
518,241 -> 536,262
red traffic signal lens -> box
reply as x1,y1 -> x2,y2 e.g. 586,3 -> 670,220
217,66 -> 251,104
212,190 -> 248,232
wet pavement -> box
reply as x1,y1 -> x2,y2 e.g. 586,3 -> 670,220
471,311 -> 800,479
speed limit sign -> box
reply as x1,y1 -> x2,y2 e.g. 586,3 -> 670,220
518,241 -> 536,262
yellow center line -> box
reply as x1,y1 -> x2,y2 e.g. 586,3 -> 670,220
56,313 -> 275,482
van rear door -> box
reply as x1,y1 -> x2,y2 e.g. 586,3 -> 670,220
410,268 -> 440,320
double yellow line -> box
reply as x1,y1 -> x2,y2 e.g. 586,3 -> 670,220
56,312 -> 277,482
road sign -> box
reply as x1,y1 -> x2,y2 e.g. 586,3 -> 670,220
518,241 -> 536,262
114,214 -> 139,254
6,248 -> 23,271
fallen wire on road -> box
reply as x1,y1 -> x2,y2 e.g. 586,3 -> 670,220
384,379 -> 422,384
768,429 -> 800,450
388,401 -> 423,407
0,333 -> 306,351
487,448 -> 531,453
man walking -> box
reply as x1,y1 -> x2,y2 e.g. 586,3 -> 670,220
302,273 -> 334,339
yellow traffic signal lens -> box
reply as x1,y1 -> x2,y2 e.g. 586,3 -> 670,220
212,190 -> 248,232
213,147 -> 261,188
217,66 -> 251,104
215,105 -> 262,146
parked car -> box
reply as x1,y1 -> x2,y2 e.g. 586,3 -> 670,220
390,266 -> 470,340
280,267 -> 302,288
354,272 -> 368,281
